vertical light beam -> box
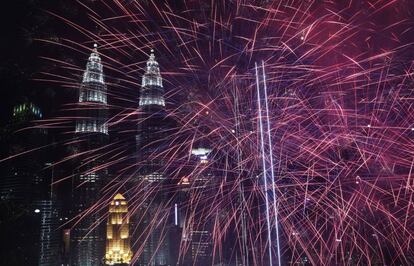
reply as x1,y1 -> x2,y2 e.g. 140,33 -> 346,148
255,62 -> 274,266
174,203 -> 178,226
261,60 -> 282,266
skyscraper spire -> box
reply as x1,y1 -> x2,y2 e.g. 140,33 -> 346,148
134,47 -> 176,265
76,43 -> 108,134
80,43 -> 106,103
139,49 -> 165,107
71,43 -> 110,266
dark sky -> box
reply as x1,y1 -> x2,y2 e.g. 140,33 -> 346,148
1,1 -> 45,122
0,0 -> 83,125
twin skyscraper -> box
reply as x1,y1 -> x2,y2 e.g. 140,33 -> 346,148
71,44 -> 201,266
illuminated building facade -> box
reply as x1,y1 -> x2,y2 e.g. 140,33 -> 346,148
177,146 -> 213,265
105,193 -> 132,265
136,49 -> 169,183
133,50 -> 177,265
71,44 -> 109,266
139,50 -> 165,108
76,43 -> 108,135
13,102 -> 43,119
189,147 -> 213,264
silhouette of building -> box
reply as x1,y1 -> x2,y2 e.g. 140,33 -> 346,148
0,102 -> 61,265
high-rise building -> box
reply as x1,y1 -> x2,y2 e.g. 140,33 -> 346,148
0,103 -> 47,202
0,102 -> 61,266
133,50 -> 177,266
71,44 -> 109,266
179,147 -> 214,265
136,49 -> 168,183
38,197 -> 62,266
105,193 -> 132,265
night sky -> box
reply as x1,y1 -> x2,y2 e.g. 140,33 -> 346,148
0,0 -> 92,126
2,1 -> 414,265
3,0 -> 414,125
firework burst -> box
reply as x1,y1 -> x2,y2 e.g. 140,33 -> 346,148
28,0 -> 414,265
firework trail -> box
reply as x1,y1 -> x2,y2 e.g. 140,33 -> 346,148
20,0 -> 414,264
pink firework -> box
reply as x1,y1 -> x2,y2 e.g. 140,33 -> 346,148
27,0 -> 414,265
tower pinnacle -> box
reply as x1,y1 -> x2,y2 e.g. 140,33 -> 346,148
81,44 -> 105,86
76,43 -> 108,134
139,49 -> 165,107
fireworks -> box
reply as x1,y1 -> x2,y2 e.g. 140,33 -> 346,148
28,0 -> 414,265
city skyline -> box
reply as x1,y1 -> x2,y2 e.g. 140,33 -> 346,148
1,1 -> 414,265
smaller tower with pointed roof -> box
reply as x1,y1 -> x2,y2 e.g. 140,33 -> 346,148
105,193 -> 132,266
